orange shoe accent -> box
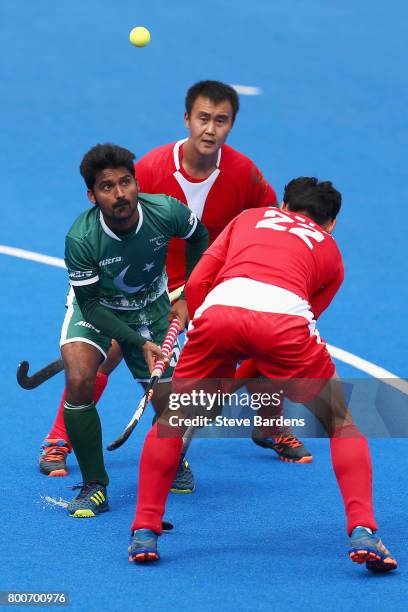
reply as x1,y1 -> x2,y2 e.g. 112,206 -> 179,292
297,456 -> 313,464
350,549 -> 397,570
47,468 -> 68,477
129,552 -> 159,563
274,434 -> 303,448
279,455 -> 313,464
350,550 -> 380,564
381,558 -> 398,569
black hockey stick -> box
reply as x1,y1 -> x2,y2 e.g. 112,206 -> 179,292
107,317 -> 180,451
16,285 -> 185,391
17,358 -> 63,390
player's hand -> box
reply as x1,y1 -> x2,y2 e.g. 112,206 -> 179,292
169,298 -> 188,331
142,341 -> 170,374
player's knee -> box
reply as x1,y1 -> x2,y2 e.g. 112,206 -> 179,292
66,373 -> 95,404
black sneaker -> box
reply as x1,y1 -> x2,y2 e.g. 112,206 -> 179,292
170,457 -> 195,493
39,439 -> 70,476
252,427 -> 313,463
67,481 -> 109,518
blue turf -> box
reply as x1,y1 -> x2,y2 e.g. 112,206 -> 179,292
1,1 -> 407,610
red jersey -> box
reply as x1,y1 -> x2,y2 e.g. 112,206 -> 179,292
186,207 -> 344,320
136,140 -> 277,292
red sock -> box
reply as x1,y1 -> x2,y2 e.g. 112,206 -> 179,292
47,371 -> 108,449
131,422 -> 182,534
330,423 -> 378,535
93,371 -> 109,402
235,359 -> 259,379
223,358 -> 261,394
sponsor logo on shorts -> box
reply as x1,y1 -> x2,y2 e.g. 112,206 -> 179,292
74,320 -> 100,333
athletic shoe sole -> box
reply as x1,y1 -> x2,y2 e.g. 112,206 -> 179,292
69,506 -> 109,518
253,438 -> 313,463
279,455 -> 313,464
349,548 -> 397,572
170,486 -> 195,494
42,468 -> 68,477
128,551 -> 160,563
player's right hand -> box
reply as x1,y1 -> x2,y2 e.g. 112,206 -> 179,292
142,341 -> 170,374
169,298 -> 188,331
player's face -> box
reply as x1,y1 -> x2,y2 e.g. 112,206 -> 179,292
88,167 -> 139,228
185,96 -> 234,156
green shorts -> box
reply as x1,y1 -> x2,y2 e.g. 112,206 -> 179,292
60,291 -> 180,381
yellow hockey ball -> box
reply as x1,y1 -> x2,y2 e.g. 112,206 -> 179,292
129,26 -> 151,47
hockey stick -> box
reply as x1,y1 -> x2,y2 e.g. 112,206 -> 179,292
16,285 -> 186,390
106,317 -> 180,451
17,358 -> 64,390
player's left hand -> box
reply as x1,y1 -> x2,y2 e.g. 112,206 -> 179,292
169,298 -> 188,331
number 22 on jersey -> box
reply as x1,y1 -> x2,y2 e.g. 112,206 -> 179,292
256,208 -> 324,250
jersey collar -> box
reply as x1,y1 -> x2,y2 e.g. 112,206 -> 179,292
173,138 -> 222,171
99,202 -> 143,241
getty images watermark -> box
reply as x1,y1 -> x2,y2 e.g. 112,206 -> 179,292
167,389 -> 305,429
159,377 -> 408,438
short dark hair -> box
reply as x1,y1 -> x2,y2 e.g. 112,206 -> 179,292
185,80 -> 240,123
80,143 -> 136,189
283,177 -> 342,226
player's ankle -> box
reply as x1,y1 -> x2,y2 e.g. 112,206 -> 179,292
354,526 -> 373,534
44,437 -> 72,452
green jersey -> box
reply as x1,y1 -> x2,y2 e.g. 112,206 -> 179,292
66,193 -> 197,309
65,193 -> 208,350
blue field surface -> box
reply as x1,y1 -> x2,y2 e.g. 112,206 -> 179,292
1,1 -> 407,610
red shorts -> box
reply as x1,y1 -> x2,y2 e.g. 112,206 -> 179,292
174,305 -> 335,403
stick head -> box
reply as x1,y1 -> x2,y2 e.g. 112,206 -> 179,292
17,361 -> 31,389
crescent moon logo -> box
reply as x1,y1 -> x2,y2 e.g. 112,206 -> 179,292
113,265 -> 146,293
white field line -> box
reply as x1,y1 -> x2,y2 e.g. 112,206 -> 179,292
0,245 -> 65,268
327,344 -> 408,394
2,244 -> 406,391
230,84 -> 262,95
